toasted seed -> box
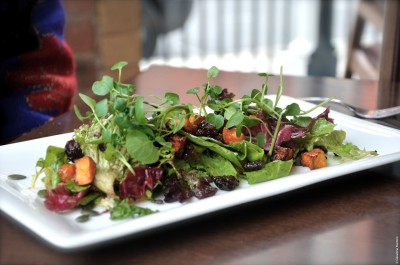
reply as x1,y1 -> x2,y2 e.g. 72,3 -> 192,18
75,214 -> 90,223
8,174 -> 27,180
81,209 -> 100,216
37,189 -> 48,198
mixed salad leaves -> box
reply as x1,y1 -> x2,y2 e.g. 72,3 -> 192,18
32,62 -> 378,221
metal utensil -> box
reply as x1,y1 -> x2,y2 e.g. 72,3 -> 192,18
301,97 -> 400,119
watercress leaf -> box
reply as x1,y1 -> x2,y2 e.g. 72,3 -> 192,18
127,84 -> 136,93
187,87 -> 200,95
74,105 -> 84,121
285,103 -> 301,116
257,73 -> 274,77
172,113 -> 186,133
251,89 -> 262,100
164,92 -> 180,106
114,97 -> 128,112
134,96 -> 148,125
213,85 -> 223,94
242,116 -> 259,127
155,136 -> 172,148
115,82 -> 129,95
226,110 -> 244,128
240,95 -> 252,111
95,98 -> 108,117
209,85 -> 223,99
115,113 -> 131,129
224,106 -> 237,120
92,75 -> 113,96
79,93 -> 96,109
207,100 -> 221,111
206,113 -> 224,129
126,130 -> 159,164
139,125 -> 155,139
292,116 -> 312,127
207,66 -> 219,79
111,61 -> 128,71
261,97 -> 273,108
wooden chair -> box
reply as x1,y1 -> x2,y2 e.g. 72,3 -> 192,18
345,0 -> 400,108
344,0 -> 384,80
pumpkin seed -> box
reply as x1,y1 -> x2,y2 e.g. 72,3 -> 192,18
37,189 -> 48,198
8,174 -> 27,180
81,209 -> 100,216
75,214 -> 90,223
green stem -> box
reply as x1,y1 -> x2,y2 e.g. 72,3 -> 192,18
268,113 -> 283,157
300,96 -> 335,115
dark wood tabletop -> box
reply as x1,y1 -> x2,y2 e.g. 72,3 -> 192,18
1,66 -> 399,265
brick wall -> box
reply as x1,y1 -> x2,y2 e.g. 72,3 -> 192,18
63,0 -> 142,93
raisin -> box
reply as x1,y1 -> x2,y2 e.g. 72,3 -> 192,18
195,120 -> 222,140
243,160 -> 264,172
65,139 -> 84,162
213,176 -> 239,191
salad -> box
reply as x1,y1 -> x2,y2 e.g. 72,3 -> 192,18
32,62 -> 378,221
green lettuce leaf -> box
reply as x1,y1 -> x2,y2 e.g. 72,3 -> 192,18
244,160 -> 293,184
33,145 -> 67,188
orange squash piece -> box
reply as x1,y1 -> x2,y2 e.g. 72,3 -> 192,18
74,156 -> 96,185
58,164 -> 76,183
300,148 -> 327,170
183,115 -> 205,134
222,127 -> 245,144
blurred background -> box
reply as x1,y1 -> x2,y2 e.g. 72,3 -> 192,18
62,0 -> 384,89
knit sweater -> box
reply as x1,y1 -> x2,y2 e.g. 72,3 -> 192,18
0,0 -> 77,144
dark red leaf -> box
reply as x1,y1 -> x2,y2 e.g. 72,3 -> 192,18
119,166 -> 164,200
44,184 -> 85,211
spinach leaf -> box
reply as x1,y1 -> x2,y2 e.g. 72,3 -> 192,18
200,153 -> 237,176
181,131 -> 243,169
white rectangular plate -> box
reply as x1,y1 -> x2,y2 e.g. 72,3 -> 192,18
1,96 -> 399,250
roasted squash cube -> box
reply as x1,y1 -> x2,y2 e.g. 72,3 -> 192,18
58,164 -> 76,183
300,148 -> 327,170
183,115 -> 205,134
272,146 -> 294,161
222,127 -> 245,144
74,156 -> 96,185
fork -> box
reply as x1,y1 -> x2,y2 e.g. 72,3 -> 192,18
301,97 -> 400,119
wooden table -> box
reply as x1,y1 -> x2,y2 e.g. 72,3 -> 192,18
1,66 -> 399,265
